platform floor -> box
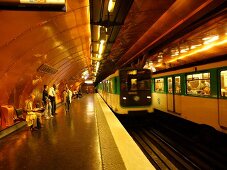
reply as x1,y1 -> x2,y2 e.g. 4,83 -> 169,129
1,94 -> 108,169
0,94 -> 154,170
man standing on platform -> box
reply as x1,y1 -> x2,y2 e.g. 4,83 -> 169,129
42,85 -> 49,107
49,84 -> 56,115
65,86 -> 72,112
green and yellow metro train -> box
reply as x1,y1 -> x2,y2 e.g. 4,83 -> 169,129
97,60 -> 227,134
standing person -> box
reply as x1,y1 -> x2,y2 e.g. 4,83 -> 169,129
43,97 -> 53,119
49,84 -> 56,115
42,85 -> 49,108
63,88 -> 67,112
66,86 -> 73,112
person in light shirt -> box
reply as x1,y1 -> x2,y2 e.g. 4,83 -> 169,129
49,84 -> 56,115
25,94 -> 42,131
63,85 -> 73,112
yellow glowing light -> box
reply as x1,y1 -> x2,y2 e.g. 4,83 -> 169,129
96,43 -> 99,49
20,0 -> 65,4
180,48 -> 189,53
108,0 -> 116,13
98,41 -> 105,54
169,58 -> 177,63
155,64 -> 162,67
97,26 -> 100,40
96,62 -> 100,72
85,80 -> 93,84
203,35 -> 219,44
167,38 -> 227,63
191,44 -> 202,49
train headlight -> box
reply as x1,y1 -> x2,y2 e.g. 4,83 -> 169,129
147,96 -> 151,99
123,97 -> 127,100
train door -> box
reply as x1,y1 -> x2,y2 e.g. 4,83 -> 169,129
167,77 -> 174,112
218,70 -> 227,129
174,76 -> 182,114
167,76 -> 182,114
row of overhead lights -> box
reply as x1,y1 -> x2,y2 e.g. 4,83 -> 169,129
152,33 -> 227,68
143,33 -> 226,71
94,27 -> 107,80
93,0 -> 116,82
170,35 -> 220,58
167,34 -> 226,63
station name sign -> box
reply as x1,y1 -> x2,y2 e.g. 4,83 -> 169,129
20,0 -> 65,4
0,0 -> 66,11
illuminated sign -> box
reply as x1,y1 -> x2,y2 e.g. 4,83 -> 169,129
0,0 -> 66,11
20,0 -> 65,4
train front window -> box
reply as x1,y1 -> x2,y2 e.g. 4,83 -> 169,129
220,70 -> 227,97
119,69 -> 151,107
120,69 -> 151,92
187,72 -> 210,96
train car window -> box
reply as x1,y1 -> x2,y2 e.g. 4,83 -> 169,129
175,76 -> 181,94
104,81 -> 107,92
220,70 -> 227,97
155,78 -> 164,92
187,72 -> 210,96
108,80 -> 111,93
167,77 -> 172,93
109,79 -> 113,93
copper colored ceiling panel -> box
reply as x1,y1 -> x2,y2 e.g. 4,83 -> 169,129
110,0 -> 175,62
114,0 -> 225,68
149,11 -> 227,72
0,0 -> 91,106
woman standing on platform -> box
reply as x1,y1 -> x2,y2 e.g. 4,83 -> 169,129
65,86 -> 72,112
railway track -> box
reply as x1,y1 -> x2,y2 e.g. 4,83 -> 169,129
122,115 -> 227,169
129,128 -> 201,169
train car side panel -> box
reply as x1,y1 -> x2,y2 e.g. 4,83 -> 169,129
152,93 -> 167,112
174,95 -> 182,114
167,94 -> 174,112
152,60 -> 227,134
219,99 -> 227,129
180,96 -> 219,129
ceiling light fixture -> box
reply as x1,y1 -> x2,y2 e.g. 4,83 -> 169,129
85,80 -> 93,84
108,0 -> 116,13
20,0 -> 65,4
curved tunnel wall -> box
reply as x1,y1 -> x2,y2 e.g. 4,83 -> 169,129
0,1 -> 91,108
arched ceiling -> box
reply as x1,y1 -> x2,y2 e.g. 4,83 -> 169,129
91,0 -> 226,83
0,0 -> 91,105
0,0 -> 226,106
0,0 -> 91,83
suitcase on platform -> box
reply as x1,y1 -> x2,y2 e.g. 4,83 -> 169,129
1,105 -> 16,128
